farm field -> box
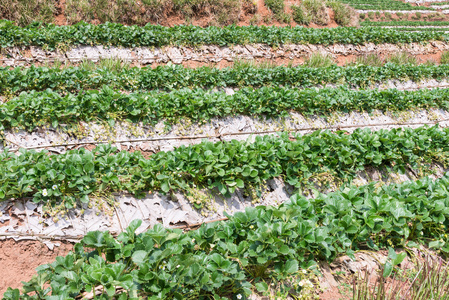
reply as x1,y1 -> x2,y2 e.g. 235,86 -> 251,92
2,0 -> 449,299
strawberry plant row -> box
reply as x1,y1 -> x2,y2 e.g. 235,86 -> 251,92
4,173 -> 449,299
361,20 -> 449,27
391,28 -> 449,33
341,0 -> 435,10
3,63 -> 449,95
3,86 -> 449,131
0,126 -> 448,209
0,21 -> 445,49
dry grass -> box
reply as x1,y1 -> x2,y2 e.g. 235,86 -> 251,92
0,0 -> 55,26
1,0 -> 355,27
301,0 -> 330,25
65,0 -> 243,25
353,254 -> 449,300
293,0 -> 356,27
327,0 -> 358,27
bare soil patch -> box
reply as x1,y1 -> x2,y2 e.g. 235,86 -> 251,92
0,239 -> 73,296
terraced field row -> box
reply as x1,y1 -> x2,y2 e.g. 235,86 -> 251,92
3,63 -> 449,94
5,173 -> 449,299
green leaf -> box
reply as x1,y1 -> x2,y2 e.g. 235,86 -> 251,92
429,240 -> 444,249
393,252 -> 406,266
255,282 -> 268,292
383,261 -> 393,278
84,162 -> 94,173
80,194 -> 89,203
279,245 -> 290,255
284,260 -> 298,274
105,285 -> 116,297
161,181 -> 170,193
131,250 -> 148,266
236,178 -> 244,189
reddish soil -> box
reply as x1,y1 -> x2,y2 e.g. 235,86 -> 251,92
0,239 -> 73,296
54,0 -> 67,26
14,50 -> 441,70
336,52 -> 444,66
320,287 -> 348,300
154,51 -> 447,68
50,0 -> 344,28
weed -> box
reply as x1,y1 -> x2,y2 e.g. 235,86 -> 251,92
292,4 -> 312,25
65,0 -> 143,24
249,13 -> 261,25
353,254 -> 449,300
78,58 -> 130,72
0,0 -> 55,26
353,54 -> 384,67
424,59 -> 437,66
368,11 -> 375,20
292,0 -> 332,26
66,0 -> 242,26
386,52 -> 417,66
303,52 -> 335,68
302,0 -> 329,25
441,51 -> 449,64
327,1 -> 357,27
264,0 -> 284,15
276,12 -> 292,23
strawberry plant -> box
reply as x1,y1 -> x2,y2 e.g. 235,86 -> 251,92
2,63 -> 449,96
0,21 -> 445,50
0,126 -> 449,208
2,86 -> 449,131
4,173 -> 449,299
